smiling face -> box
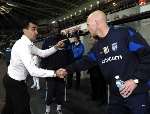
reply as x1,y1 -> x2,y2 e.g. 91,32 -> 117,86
23,22 -> 38,41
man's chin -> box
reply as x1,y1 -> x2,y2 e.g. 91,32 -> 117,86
91,33 -> 96,37
92,35 -> 99,40
33,37 -> 37,40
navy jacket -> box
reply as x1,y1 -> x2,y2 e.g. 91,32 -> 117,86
41,35 -> 70,70
66,26 -> 150,94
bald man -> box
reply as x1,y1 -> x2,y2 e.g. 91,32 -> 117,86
87,10 -> 109,38
57,10 -> 150,114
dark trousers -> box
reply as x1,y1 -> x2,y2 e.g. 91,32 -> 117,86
88,66 -> 107,102
107,93 -> 150,114
67,72 -> 81,90
1,74 -> 31,114
46,78 -> 65,105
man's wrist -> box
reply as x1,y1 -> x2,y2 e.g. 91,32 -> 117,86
53,71 -> 57,77
54,45 -> 58,50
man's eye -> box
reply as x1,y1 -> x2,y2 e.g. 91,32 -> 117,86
32,29 -> 36,31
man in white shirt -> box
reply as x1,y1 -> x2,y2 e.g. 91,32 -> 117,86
2,19 -> 64,114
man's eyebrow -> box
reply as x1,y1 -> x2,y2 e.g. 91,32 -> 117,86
32,27 -> 37,29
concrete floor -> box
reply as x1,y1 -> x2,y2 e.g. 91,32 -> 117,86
0,56 -> 106,114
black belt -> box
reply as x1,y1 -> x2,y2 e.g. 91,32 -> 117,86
6,73 -> 25,83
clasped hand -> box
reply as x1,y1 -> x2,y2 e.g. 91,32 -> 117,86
120,79 -> 137,97
55,68 -> 68,78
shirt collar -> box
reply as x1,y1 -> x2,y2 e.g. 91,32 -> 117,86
75,42 -> 79,45
21,35 -> 33,46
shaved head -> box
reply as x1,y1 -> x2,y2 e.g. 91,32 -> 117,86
87,10 -> 107,22
87,10 -> 109,39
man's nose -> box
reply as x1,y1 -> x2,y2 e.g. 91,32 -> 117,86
35,31 -> 38,35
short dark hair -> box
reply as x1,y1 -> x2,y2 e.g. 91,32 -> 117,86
22,19 -> 38,29
74,34 -> 80,40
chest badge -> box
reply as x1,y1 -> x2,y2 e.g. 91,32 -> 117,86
103,46 -> 109,54
112,42 -> 118,51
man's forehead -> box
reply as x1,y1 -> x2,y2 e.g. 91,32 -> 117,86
87,17 -> 95,23
88,12 -> 97,20
29,23 -> 37,27
88,11 -> 105,20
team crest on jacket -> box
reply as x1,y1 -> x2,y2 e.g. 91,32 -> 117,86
112,42 -> 118,51
103,46 -> 109,54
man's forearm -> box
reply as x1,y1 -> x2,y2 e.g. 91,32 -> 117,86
65,55 -> 96,74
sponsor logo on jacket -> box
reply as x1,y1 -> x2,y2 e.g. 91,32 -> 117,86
102,55 -> 123,64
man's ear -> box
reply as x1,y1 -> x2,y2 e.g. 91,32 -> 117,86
23,28 -> 26,34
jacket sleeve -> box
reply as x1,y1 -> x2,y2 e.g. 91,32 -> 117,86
66,47 -> 97,74
127,27 -> 150,82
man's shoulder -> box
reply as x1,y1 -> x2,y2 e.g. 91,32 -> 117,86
80,42 -> 84,48
113,25 -> 136,32
12,39 -> 27,50
112,25 -> 133,36
113,25 -> 128,31
12,39 -> 21,47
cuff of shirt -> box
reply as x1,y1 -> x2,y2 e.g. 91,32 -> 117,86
47,70 -> 56,77
53,45 -> 59,51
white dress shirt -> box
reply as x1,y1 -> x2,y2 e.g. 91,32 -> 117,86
8,35 -> 57,81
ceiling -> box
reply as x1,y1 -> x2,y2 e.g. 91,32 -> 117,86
0,0 -> 95,30
0,0 -> 139,30
0,0 -> 145,50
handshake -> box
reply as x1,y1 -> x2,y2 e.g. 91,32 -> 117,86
55,68 -> 68,78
